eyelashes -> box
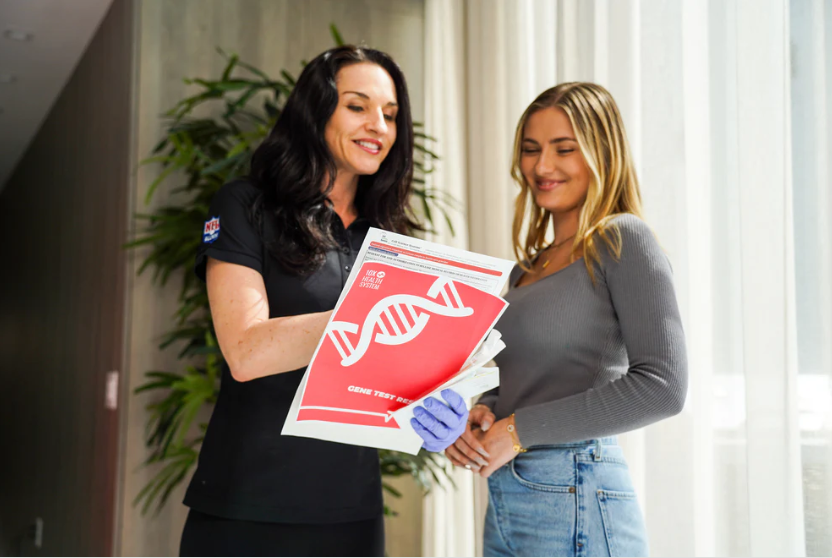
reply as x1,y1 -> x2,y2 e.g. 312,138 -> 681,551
521,149 -> 574,155
347,105 -> 396,122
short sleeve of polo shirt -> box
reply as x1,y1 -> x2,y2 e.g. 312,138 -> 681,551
195,181 -> 263,281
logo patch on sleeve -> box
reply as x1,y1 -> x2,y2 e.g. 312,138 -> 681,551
202,216 -> 220,244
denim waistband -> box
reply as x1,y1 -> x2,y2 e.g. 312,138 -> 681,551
529,436 -> 618,450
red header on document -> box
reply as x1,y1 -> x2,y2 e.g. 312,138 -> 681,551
369,242 -> 504,276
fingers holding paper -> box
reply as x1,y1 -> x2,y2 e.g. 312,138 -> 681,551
411,389 -> 469,453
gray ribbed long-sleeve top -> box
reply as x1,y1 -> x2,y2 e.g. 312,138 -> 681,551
478,214 -> 688,448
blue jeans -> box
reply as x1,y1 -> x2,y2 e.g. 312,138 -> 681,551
484,438 -> 649,557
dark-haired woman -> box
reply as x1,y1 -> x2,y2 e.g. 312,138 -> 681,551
178,46 -> 467,557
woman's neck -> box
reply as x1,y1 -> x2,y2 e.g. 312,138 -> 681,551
550,209 -> 580,241
327,171 -> 359,228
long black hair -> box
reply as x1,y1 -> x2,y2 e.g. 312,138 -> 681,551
249,45 -> 418,275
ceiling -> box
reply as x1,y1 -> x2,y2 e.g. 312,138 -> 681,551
0,0 -> 114,192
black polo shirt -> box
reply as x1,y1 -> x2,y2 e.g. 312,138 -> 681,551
183,179 -> 382,524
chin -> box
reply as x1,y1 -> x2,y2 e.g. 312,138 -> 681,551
535,196 -> 573,215
534,192 -> 559,207
353,162 -> 383,176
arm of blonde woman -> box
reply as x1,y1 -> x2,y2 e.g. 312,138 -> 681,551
207,257 -> 333,382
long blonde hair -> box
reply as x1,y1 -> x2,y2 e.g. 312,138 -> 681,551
511,82 -> 643,281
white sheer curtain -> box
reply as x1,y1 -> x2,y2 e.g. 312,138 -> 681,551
790,1 -> 832,555
422,0 -> 831,555
420,1 -> 476,556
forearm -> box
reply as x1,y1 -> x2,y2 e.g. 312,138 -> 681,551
224,310 -> 332,381
513,364 -> 687,447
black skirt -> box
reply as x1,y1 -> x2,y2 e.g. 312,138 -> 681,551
179,509 -> 385,557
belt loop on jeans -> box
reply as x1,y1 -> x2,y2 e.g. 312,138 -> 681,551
594,439 -> 604,461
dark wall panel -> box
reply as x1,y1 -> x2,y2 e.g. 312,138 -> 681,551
0,0 -> 133,555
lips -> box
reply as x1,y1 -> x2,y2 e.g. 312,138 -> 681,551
536,179 -> 566,192
354,139 -> 382,154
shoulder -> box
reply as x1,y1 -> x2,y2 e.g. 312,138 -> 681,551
213,178 -> 261,207
596,213 -> 668,273
605,213 -> 655,242
203,178 -> 264,243
208,179 -> 262,230
598,213 -> 660,254
196,179 -> 265,281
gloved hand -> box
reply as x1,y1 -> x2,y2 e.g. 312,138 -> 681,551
410,389 -> 469,453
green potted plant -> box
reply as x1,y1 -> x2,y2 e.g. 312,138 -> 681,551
129,27 -> 459,515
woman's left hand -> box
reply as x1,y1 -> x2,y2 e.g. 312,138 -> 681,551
475,416 -> 521,478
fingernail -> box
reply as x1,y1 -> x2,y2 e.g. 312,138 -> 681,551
477,447 -> 491,458
476,457 -> 489,468
471,465 -> 481,472
482,422 -> 491,432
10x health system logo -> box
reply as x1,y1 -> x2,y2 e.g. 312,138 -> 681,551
358,269 -> 386,290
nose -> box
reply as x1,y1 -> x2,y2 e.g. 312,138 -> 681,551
534,146 -> 557,176
367,107 -> 389,136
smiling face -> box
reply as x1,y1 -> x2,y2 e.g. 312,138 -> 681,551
519,106 -> 591,216
324,62 -> 398,180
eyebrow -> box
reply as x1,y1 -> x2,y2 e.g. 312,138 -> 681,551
343,90 -> 398,107
522,137 -> 576,144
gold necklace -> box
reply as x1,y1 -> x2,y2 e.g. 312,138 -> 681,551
540,234 -> 576,270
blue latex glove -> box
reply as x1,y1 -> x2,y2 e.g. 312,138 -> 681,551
410,389 -> 469,452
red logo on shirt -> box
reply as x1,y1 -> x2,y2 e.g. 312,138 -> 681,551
204,218 -> 220,234
202,216 -> 220,244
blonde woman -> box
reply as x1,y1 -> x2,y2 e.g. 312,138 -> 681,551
447,83 -> 688,557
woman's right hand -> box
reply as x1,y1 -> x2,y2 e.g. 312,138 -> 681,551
444,404 -> 496,472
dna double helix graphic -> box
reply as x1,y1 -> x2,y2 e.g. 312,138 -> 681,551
326,276 -> 473,367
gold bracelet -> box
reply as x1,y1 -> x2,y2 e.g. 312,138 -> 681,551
507,413 -> 528,453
